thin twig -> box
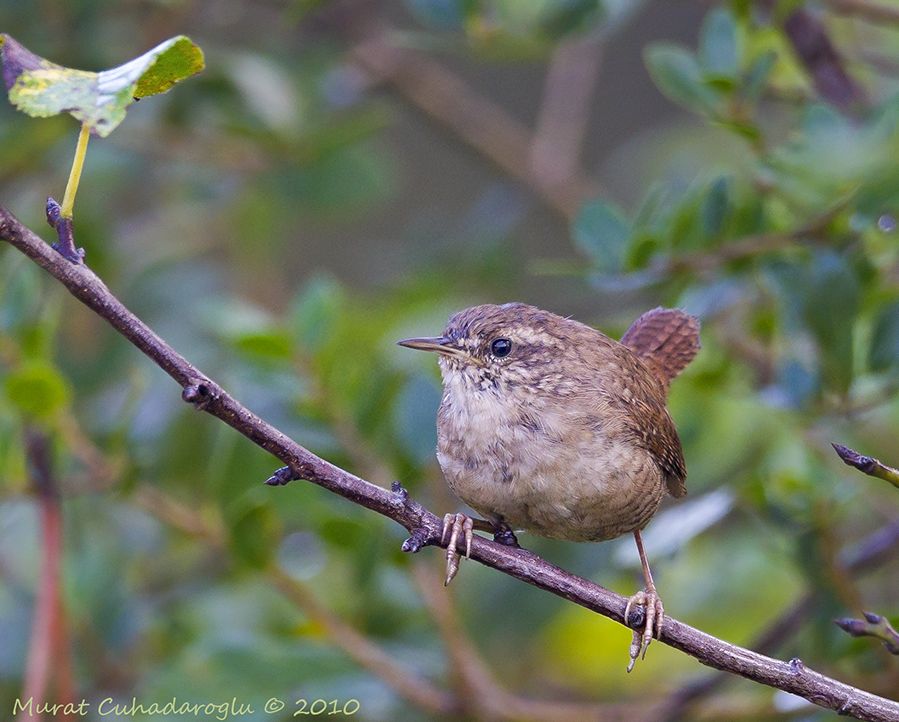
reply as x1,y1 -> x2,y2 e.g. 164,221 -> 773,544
530,35 -> 603,195
779,4 -> 867,112
19,427 -> 75,722
826,0 -> 899,25
754,0 -> 867,111
2,208 -> 899,721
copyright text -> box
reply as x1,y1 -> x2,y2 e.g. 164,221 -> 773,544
12,696 -> 361,719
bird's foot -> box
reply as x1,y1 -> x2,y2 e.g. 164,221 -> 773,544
492,521 -> 519,547
624,586 -> 664,673
442,512 -> 473,586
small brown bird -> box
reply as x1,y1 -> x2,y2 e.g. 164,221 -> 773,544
398,303 -> 700,670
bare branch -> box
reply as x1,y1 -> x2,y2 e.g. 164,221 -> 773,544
530,35 -> 603,195
826,0 -> 899,25
780,6 -> 867,111
19,427 -> 76,722
3,207 -> 899,722
349,36 -> 600,220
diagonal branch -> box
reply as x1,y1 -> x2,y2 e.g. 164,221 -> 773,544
655,519 -> 899,722
826,0 -> 899,25
2,207 -> 899,722
780,5 -> 867,112
349,36 -> 600,221
530,35 -> 603,196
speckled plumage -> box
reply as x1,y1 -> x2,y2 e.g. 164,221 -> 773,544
431,303 -> 697,542
399,302 -> 701,669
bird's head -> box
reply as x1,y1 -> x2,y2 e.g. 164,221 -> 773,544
397,302 -> 594,394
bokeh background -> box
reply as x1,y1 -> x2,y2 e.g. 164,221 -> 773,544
1,1 -> 898,720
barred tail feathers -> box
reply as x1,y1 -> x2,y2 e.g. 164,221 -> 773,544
620,307 -> 700,389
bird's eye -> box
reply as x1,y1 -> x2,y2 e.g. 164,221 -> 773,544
490,338 -> 513,358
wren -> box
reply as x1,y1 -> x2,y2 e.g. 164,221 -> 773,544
398,303 -> 700,670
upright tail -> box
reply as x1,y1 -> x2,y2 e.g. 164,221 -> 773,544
620,307 -> 700,390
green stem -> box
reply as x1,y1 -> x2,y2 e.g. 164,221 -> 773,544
60,123 -> 90,219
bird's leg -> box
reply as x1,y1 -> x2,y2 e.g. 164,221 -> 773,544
624,529 -> 664,672
442,513 -> 473,586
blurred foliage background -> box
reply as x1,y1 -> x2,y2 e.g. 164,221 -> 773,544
1,0 -> 898,720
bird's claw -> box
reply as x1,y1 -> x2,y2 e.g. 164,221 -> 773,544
492,521 -> 520,547
442,513 -> 473,586
625,587 -> 664,672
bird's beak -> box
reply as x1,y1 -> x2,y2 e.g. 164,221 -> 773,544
397,336 -> 472,362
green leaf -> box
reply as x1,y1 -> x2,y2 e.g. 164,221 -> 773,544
716,118 -> 762,143
699,7 -> 739,78
0,255 -> 42,332
1,34 -> 204,136
539,0 -> 605,39
869,301 -> 899,373
232,331 -> 292,361
702,176 -> 731,238
632,183 -> 673,231
667,186 -> 707,252
197,298 -> 289,360
404,0 -> 467,30
572,199 -> 631,273
3,360 -> 70,419
705,75 -> 737,92
132,37 -> 204,99
802,252 -> 860,393
623,232 -> 660,271
743,50 -> 777,101
763,254 -> 860,396
287,143 -> 395,218
645,43 -> 719,115
775,358 -> 819,408
393,373 -> 440,464
289,275 -> 346,353
227,496 -> 282,569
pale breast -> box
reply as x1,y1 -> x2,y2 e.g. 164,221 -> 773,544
436,381 -> 667,542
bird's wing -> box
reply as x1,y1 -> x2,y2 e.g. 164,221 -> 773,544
625,375 -> 687,498
602,347 -> 688,499
640,403 -> 687,498
620,307 -> 700,391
